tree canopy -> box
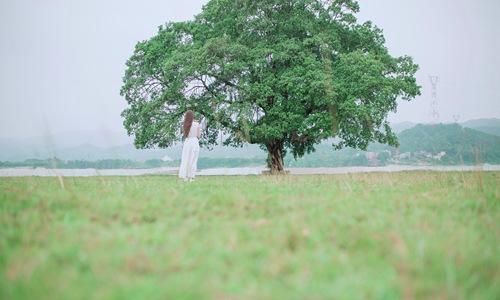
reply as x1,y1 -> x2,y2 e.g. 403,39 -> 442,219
120,0 -> 421,173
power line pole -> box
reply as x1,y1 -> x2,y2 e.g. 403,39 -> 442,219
429,75 -> 440,125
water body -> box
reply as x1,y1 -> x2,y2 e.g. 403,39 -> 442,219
1,165 -> 499,177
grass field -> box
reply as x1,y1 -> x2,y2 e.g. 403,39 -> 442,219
1,172 -> 499,300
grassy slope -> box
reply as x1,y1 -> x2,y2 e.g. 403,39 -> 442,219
0,172 -> 499,300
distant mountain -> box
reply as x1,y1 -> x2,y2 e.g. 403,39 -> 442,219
397,123 -> 500,163
461,118 -> 500,137
286,123 -> 500,167
0,138 -> 43,161
461,118 -> 500,128
1,120 -> 499,164
390,118 -> 500,137
51,143 -> 175,161
0,137 -> 265,162
0,129 -> 133,161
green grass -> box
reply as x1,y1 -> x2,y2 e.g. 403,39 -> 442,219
1,172 -> 499,300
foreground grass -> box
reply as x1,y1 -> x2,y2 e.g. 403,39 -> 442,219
0,172 -> 499,300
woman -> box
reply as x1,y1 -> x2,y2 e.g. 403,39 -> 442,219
178,110 -> 201,182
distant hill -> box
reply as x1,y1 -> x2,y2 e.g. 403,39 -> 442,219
1,120 -> 500,165
461,118 -> 500,137
0,139 -> 172,162
389,118 -> 500,137
397,123 -> 500,163
461,118 -> 500,128
0,138 -> 265,162
285,123 -> 500,167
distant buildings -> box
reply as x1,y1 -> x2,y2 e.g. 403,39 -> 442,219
393,150 -> 447,164
161,155 -> 173,162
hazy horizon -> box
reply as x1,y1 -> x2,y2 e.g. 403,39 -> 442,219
1,0 -> 499,140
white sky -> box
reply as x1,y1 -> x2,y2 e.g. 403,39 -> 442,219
1,0 -> 499,139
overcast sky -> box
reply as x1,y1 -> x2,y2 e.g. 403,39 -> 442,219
1,0 -> 499,139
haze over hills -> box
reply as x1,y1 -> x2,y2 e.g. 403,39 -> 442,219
0,135 -> 266,162
0,118 -> 499,162
461,118 -> 500,137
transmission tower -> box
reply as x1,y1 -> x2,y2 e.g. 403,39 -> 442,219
429,75 -> 439,125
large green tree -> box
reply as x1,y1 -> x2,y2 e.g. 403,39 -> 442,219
121,0 -> 421,173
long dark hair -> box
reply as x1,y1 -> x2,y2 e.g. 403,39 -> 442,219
183,110 -> 194,138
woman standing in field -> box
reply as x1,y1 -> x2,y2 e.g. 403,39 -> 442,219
178,110 -> 201,182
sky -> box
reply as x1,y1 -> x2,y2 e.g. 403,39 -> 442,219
1,0 -> 499,140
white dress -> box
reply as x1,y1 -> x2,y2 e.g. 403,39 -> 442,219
178,121 -> 200,180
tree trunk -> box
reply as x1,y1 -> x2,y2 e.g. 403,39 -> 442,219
266,141 -> 285,174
